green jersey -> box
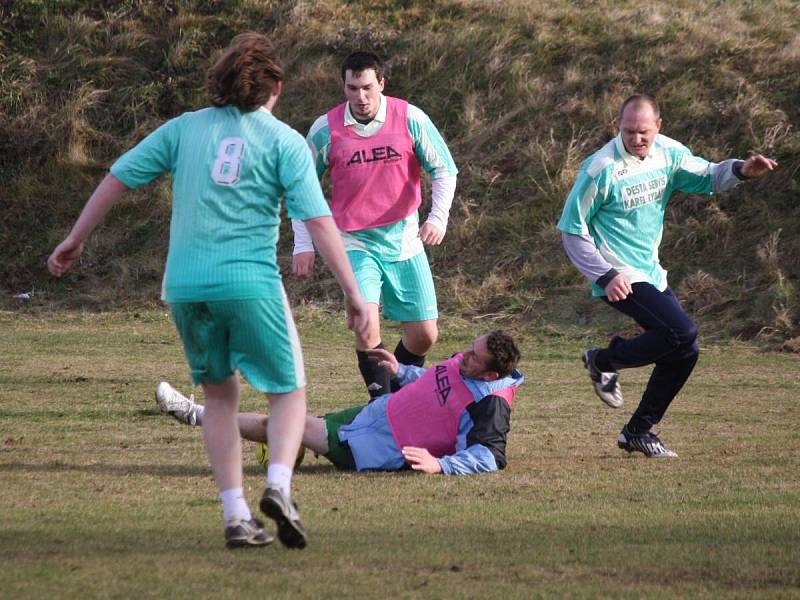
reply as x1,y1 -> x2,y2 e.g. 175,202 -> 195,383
306,94 -> 457,261
558,133 -> 716,295
111,106 -> 330,302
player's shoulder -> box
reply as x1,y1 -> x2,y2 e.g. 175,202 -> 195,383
582,138 -> 618,179
405,102 -> 436,127
654,133 -> 690,153
306,113 -> 331,142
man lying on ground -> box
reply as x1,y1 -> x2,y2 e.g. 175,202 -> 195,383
157,330 -> 523,475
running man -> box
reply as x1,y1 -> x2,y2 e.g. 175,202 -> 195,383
48,33 -> 369,549
292,51 -> 458,399
156,331 -> 523,475
558,94 -> 777,457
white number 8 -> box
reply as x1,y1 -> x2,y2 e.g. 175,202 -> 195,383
211,137 -> 245,185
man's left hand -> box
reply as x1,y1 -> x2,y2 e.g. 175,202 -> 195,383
402,446 -> 442,474
741,154 -> 778,178
419,222 -> 444,245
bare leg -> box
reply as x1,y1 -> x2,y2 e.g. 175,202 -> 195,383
354,303 -> 382,350
264,387 -> 307,470
401,318 -> 438,356
237,412 -> 329,456
201,375 -> 242,492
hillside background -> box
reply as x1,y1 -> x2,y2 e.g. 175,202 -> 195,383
2,0 -> 798,347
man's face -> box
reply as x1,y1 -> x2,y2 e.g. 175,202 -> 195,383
459,335 -> 498,381
619,103 -> 662,159
343,68 -> 384,121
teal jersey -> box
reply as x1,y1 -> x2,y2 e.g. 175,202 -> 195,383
558,133 -> 715,295
111,106 -> 330,302
307,95 -> 457,261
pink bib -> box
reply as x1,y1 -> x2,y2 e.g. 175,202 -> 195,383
387,354 -> 473,458
327,97 -> 421,232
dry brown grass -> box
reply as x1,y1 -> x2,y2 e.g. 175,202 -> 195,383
2,0 -> 798,342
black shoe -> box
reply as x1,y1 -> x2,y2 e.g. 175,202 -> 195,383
617,426 -> 678,458
259,484 -> 307,549
224,518 -> 274,549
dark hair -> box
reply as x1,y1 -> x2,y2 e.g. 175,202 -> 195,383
207,32 -> 284,112
340,50 -> 385,82
619,94 -> 660,120
485,330 -> 521,377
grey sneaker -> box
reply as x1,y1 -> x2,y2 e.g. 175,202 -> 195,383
582,348 -> 623,408
617,426 -> 678,458
155,381 -> 199,426
259,484 -> 307,549
224,517 -> 274,549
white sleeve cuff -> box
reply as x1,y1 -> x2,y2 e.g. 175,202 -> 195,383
292,219 -> 314,254
426,175 -> 457,232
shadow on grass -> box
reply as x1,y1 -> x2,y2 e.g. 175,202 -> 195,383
0,461 -> 371,477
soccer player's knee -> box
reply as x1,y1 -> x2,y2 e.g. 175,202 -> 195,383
664,321 -> 697,350
422,326 -> 438,349
680,322 -> 698,347
405,324 -> 437,353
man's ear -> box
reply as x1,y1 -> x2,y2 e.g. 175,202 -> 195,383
481,371 -> 500,382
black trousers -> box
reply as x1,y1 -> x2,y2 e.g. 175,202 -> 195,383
600,282 -> 699,432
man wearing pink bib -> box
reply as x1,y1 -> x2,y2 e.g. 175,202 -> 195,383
293,51 -> 459,400
156,331 -> 523,476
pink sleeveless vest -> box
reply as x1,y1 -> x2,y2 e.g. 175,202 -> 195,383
327,96 -> 421,232
387,354 -> 471,458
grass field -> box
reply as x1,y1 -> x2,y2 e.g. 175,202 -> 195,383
1,309 -> 798,599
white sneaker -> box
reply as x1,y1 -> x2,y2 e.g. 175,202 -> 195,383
155,382 -> 199,426
582,348 -> 623,408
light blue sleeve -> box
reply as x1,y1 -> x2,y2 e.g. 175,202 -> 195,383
396,364 -> 427,386
110,115 -> 183,188
438,444 -> 498,475
670,146 -> 715,195
305,115 -> 331,180
407,104 -> 458,179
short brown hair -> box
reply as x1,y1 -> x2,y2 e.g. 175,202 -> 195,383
485,330 -> 521,377
619,94 -> 660,120
207,32 -> 283,112
341,51 -> 386,82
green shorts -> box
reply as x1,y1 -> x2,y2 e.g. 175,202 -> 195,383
348,250 -> 438,322
170,295 -> 305,394
322,404 -> 365,470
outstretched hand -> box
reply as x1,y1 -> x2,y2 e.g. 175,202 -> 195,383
741,154 -> 778,178
365,347 -> 399,376
402,446 -> 442,474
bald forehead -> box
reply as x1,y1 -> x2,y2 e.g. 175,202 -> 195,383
620,99 -> 659,121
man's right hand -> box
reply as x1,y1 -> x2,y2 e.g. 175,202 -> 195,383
292,251 -> 316,278
345,293 -> 371,341
605,273 -> 632,302
364,347 -> 399,376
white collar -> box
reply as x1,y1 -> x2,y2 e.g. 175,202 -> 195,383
614,133 -> 656,164
343,93 -> 387,126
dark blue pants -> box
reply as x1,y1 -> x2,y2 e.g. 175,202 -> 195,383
599,283 -> 699,433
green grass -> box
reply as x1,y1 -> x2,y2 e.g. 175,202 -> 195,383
1,309 -> 799,598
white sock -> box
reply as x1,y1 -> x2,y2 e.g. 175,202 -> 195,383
220,487 -> 251,523
267,463 -> 292,495
195,405 -> 205,425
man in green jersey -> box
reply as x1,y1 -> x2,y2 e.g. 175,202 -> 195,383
48,33 -> 370,549
291,51 -> 458,400
558,94 -> 776,458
